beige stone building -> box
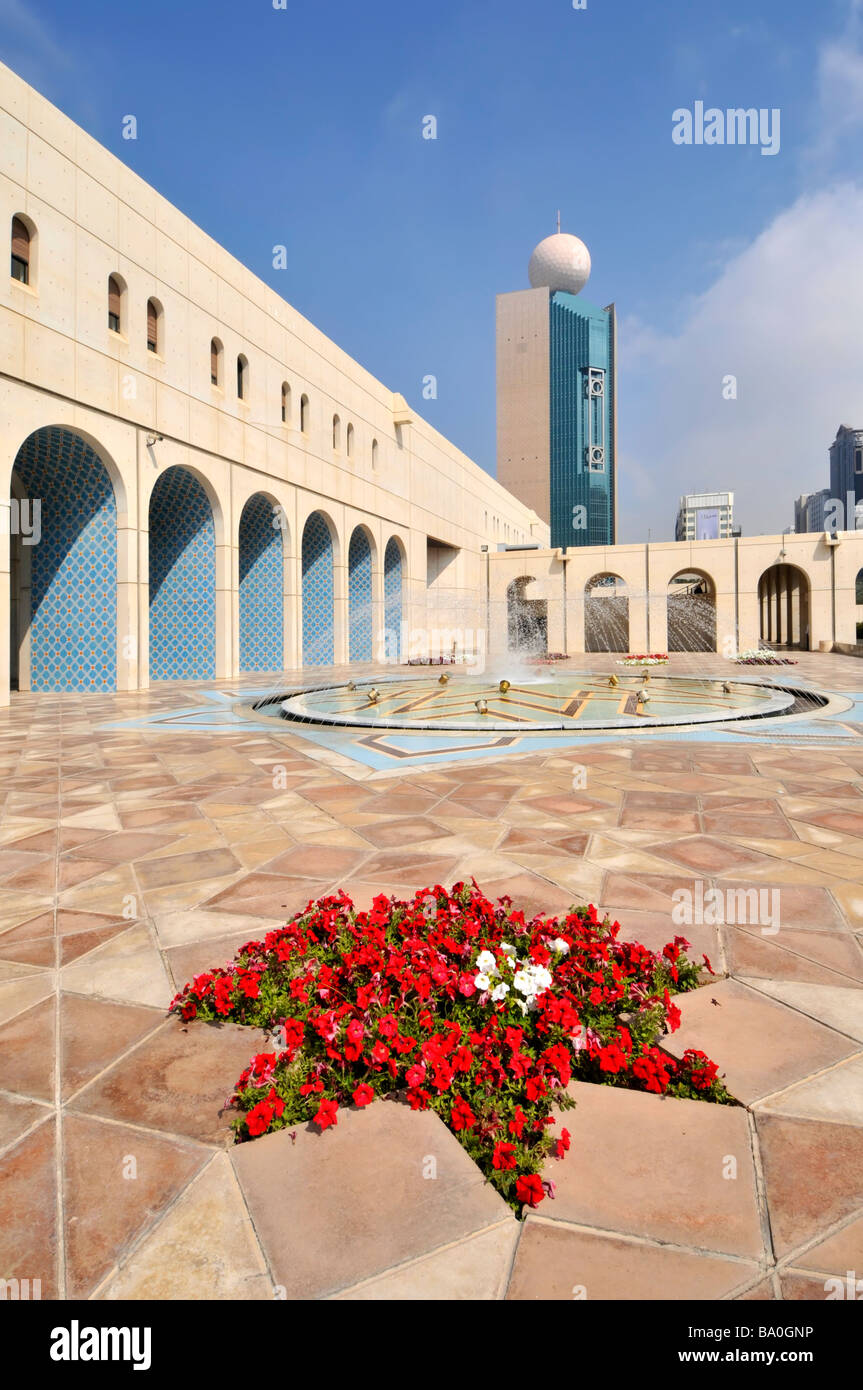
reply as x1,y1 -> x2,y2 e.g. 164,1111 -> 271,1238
0,61 -> 546,703
1,60 -> 861,706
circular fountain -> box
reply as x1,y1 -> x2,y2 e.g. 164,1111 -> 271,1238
261,672 -> 825,734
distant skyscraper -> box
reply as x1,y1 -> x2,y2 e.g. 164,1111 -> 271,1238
829,424 -> 863,520
793,489 -> 830,534
496,221 -> 617,549
675,491 -> 735,542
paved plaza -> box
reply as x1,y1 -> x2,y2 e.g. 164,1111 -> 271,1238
1,652 -> 862,1300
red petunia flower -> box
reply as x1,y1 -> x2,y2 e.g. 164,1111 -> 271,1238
492,1141 -> 517,1170
312,1097 -> 338,1131
554,1127 -> 571,1159
406,1086 -> 431,1111
515,1173 -> 545,1208
509,1105 -> 527,1139
450,1096 -> 477,1131
352,1083 -> 374,1108
246,1101 -> 274,1136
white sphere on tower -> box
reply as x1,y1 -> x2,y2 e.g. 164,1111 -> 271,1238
528,227 -> 591,296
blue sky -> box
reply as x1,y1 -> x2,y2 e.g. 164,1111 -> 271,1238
3,0 -> 863,539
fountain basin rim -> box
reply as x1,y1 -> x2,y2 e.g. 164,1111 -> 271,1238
272,673 -> 804,733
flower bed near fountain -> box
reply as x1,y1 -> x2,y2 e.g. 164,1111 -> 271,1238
170,882 -> 731,1213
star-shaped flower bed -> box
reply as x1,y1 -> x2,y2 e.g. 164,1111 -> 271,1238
170,881 -> 732,1213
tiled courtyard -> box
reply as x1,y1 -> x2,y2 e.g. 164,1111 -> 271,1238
1,651 -> 862,1301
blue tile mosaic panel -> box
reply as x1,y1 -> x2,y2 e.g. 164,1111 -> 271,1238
348,527 -> 373,662
239,494 -> 284,673
13,427 -> 117,692
148,467 -> 216,681
302,512 -> 334,665
384,537 -> 403,662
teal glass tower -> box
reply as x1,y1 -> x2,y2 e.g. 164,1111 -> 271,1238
496,224 -> 617,550
549,291 -> 616,548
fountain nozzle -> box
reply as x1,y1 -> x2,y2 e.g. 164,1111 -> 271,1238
608,674 -> 619,688
367,688 -> 380,704
438,673 -> 449,685
346,680 -> 356,691
475,698 -> 489,715
499,679 -> 511,694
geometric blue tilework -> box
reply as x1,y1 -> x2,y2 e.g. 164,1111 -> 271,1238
12,427 -> 117,692
384,536 -> 404,662
148,467 -> 215,681
348,527 -> 373,662
302,511 -> 334,665
239,493 -> 284,673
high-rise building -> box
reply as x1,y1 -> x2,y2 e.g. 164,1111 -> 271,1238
829,425 -> 863,514
674,491 -> 735,541
793,489 -> 831,534
496,223 -> 617,550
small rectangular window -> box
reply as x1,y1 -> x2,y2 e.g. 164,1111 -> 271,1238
855,448 -> 862,474
109,312 -> 120,333
11,255 -> 28,284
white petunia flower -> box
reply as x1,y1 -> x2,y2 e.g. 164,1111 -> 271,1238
500,942 -> 517,956
476,950 -> 498,975
550,938 -> 570,955
474,972 -> 491,991
491,982 -> 510,1001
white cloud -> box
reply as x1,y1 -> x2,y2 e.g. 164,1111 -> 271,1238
805,0 -> 863,167
619,185 -> 863,541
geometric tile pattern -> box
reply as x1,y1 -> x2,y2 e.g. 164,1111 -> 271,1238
1,648 -> 863,1300
239,494 -> 283,674
302,512 -> 334,665
12,427 -> 117,692
148,467 -> 216,681
348,527 -> 373,662
384,537 -> 403,664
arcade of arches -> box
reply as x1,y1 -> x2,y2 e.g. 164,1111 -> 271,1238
8,427 -> 406,693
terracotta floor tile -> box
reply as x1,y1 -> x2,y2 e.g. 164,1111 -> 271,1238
0,1090 -> 51,1152
331,1221 -> 518,1301
134,848 -> 241,891
783,1212 -> 863,1278
506,1219 -> 761,1300
541,1081 -> 763,1259
755,1054 -> 863,1128
0,996 -> 55,1101
0,936 -> 56,968
742,979 -> 863,1043
63,1111 -> 207,1298
65,830 -> 183,864
232,1100 -> 511,1299
0,910 -> 55,943
756,1113 -> 863,1259
778,1271 -> 839,1299
665,979 -> 857,1103
651,836 -> 768,875
60,994 -> 164,1100
357,817 -> 450,849
259,844 -> 369,879
96,1153 -> 272,1300
0,1119 -> 59,1298
203,874 -> 328,918
723,928 -> 863,989
68,1017 -> 269,1145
